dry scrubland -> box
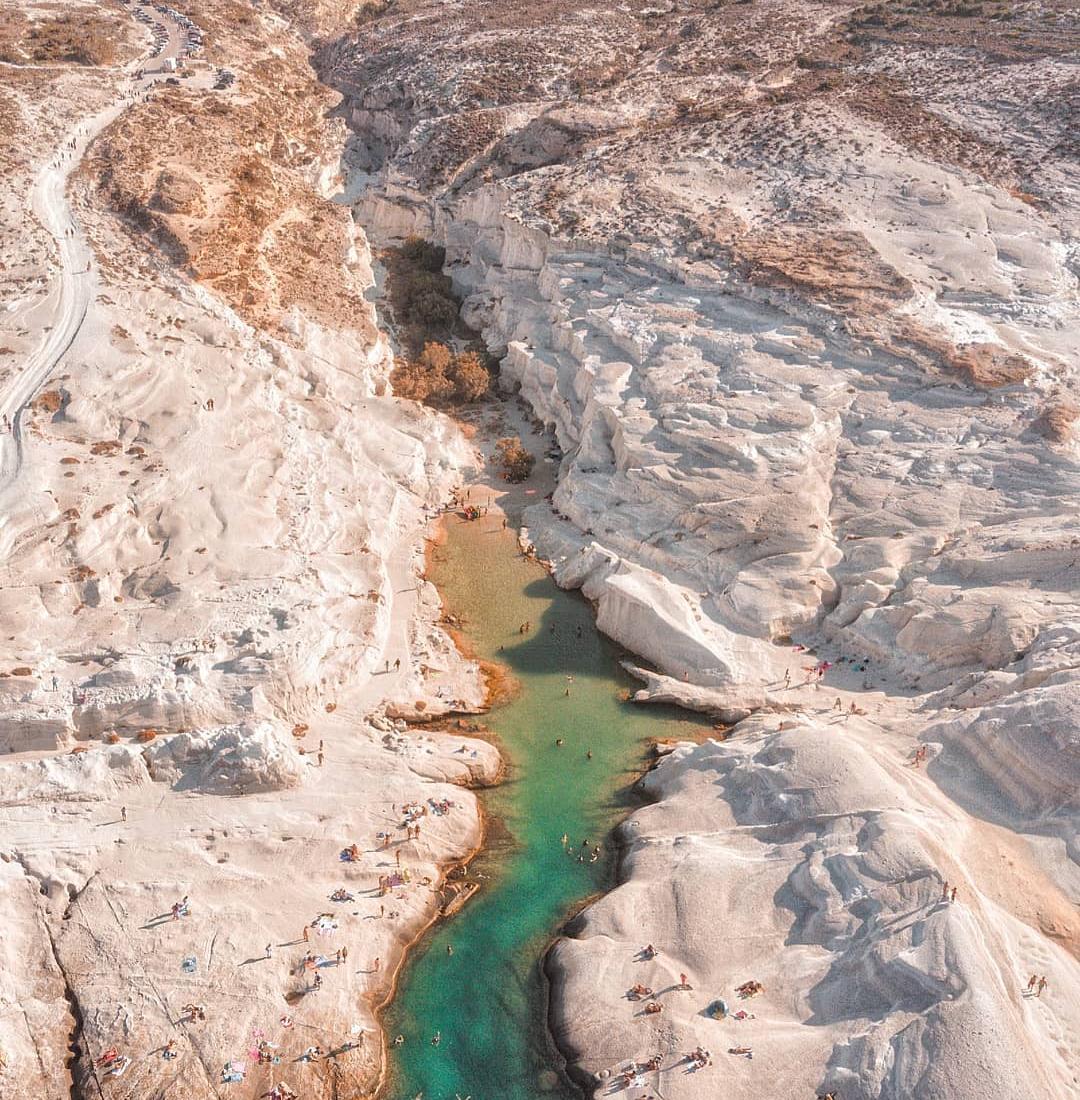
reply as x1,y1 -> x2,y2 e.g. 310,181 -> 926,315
319,1 -> 1080,1097
0,1 -> 497,1098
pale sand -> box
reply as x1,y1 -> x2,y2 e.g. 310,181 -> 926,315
0,3 -> 500,1097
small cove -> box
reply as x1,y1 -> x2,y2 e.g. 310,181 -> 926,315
384,507 -> 712,1100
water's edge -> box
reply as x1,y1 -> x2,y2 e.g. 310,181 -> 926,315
379,496 -> 713,1099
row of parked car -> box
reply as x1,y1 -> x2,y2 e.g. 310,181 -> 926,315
119,0 -> 170,58
156,3 -> 204,57
118,0 -> 234,91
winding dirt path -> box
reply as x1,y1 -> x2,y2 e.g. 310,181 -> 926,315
0,3 -> 205,494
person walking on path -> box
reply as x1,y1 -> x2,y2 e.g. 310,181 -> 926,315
1037,976 -> 1048,997
373,957 -> 381,973
265,943 -> 273,960
120,806 -> 127,822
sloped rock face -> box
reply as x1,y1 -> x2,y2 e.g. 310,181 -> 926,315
321,0 -> 1079,694
321,1 -> 1080,1096
549,721 -> 1080,1100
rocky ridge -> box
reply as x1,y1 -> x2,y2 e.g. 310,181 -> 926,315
320,1 -> 1080,1096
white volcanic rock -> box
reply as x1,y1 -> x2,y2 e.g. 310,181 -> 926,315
322,1 -> 1080,1095
142,720 -> 305,793
0,1 -> 496,1095
549,718 -> 1080,1100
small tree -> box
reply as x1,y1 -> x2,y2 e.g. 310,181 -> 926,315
453,350 -> 490,402
495,436 -> 535,482
400,235 -> 446,272
391,342 -> 455,401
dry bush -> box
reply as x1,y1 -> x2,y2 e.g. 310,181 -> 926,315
495,436 -> 535,482
392,341 -> 491,404
0,13 -> 121,66
454,350 -> 491,401
384,236 -> 465,355
354,0 -> 392,25
1035,402 -> 1079,442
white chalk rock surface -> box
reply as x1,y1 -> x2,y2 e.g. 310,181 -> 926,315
323,1 -> 1080,1095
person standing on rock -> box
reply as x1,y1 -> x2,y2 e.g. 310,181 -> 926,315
1037,976 -> 1048,997
121,806 -> 127,822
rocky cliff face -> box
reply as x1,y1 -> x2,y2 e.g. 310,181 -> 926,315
320,1 -> 1080,1095
321,0 -> 1079,693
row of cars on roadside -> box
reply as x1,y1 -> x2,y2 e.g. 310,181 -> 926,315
117,0 -> 203,60
118,0 -> 235,91
160,3 -> 204,57
119,0 -> 170,58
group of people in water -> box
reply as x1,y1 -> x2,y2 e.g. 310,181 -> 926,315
561,834 -> 602,863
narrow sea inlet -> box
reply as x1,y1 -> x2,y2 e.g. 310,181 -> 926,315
385,509 -> 710,1100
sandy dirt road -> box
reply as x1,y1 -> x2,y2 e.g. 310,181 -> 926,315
0,3 -> 205,495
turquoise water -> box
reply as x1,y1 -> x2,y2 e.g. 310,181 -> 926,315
383,511 -> 709,1100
